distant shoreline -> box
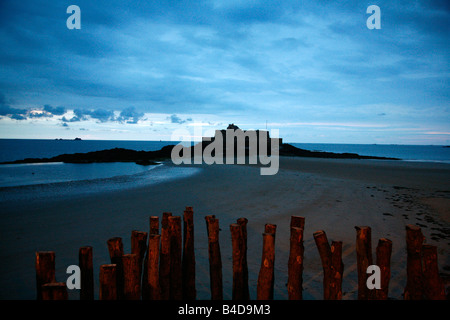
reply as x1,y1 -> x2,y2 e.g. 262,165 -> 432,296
0,142 -> 400,166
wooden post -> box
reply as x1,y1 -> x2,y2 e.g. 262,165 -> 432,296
122,253 -> 140,300
107,237 -> 124,299
99,264 -> 117,300
290,216 -> 305,230
41,283 -> 68,300
404,224 -> 425,300
314,230 -> 331,299
313,230 -> 344,300
150,216 -> 159,235
35,251 -> 55,300
230,223 -> 246,300
330,241 -> 343,300
206,216 -> 223,300
264,223 -> 277,236
182,207 -> 196,300
422,244 -> 446,300
159,212 -> 172,300
169,215 -> 182,300
79,246 -> 94,300
375,238 -> 392,300
131,230 -> 148,284
257,232 -> 275,300
143,216 -> 159,299
205,215 -> 216,238
287,227 -> 304,300
237,217 -> 249,300
146,234 -> 162,300
355,226 -> 373,300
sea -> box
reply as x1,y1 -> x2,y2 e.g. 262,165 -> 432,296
0,139 -> 204,202
0,139 -> 449,192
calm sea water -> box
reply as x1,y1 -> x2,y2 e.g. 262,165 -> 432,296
0,139 -> 197,193
0,139 -> 449,190
0,139 -> 177,163
291,143 -> 450,163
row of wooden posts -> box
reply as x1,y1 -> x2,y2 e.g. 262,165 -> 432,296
35,207 -> 447,300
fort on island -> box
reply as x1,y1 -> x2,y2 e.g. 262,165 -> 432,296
200,123 -> 282,158
171,123 -> 281,175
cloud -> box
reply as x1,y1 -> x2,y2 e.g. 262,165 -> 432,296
62,116 -> 80,122
28,112 -> 51,118
0,105 -> 27,118
117,107 -> 145,124
43,105 -> 66,116
168,114 -> 192,124
63,107 -> 144,124
88,108 -> 115,122
10,114 -> 27,120
0,97 -> 69,120
0,94 -> 28,120
73,108 -> 115,122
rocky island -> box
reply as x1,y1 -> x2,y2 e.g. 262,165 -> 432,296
0,125 -> 399,165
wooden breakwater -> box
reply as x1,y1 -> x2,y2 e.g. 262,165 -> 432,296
35,207 -> 447,300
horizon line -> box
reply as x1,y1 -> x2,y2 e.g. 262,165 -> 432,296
0,137 -> 448,147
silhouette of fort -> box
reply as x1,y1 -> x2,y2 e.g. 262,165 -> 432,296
201,124 -> 282,157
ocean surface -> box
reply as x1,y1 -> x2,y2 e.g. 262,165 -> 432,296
0,139 -> 201,200
0,139 -> 449,191
291,143 -> 450,163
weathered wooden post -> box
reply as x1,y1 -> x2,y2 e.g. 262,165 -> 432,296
375,238 -> 392,300
355,226 -> 373,300
287,227 -> 304,300
330,240 -> 343,300
146,234 -> 162,300
404,224 -> 425,300
264,223 -> 277,236
206,216 -> 223,300
290,216 -> 305,230
159,212 -> 172,300
230,223 -> 246,300
313,230 -> 343,300
257,232 -> 275,300
182,207 -> 196,300
79,246 -> 94,300
150,216 -> 159,235
107,237 -> 124,299
131,230 -> 148,284
99,264 -> 117,300
237,217 -> 249,300
35,251 -> 56,300
143,216 -> 159,299
422,244 -> 446,300
169,215 -> 182,300
205,215 -> 215,237
41,283 -> 68,300
288,215 -> 305,300
122,253 -> 141,300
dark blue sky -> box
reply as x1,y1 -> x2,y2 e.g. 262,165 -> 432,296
0,0 -> 449,143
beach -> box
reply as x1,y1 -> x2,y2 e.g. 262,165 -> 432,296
0,157 -> 449,300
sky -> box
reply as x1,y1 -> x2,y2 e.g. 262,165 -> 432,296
0,0 -> 449,144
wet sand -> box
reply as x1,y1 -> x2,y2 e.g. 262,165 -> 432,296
0,157 -> 449,299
